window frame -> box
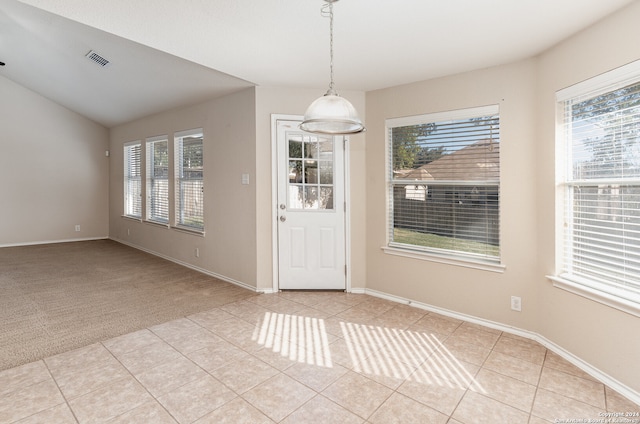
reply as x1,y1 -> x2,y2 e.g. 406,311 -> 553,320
383,105 -> 504,272
145,135 -> 170,225
174,128 -> 205,234
123,140 -> 142,220
551,59 -> 640,317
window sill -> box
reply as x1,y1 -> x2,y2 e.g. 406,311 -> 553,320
546,275 -> 640,318
121,215 -> 142,222
143,220 -> 170,229
382,246 -> 505,273
171,226 -> 205,237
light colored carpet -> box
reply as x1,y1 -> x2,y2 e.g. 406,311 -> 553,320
0,239 -> 256,371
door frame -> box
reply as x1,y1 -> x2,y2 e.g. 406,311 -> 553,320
270,114 -> 352,293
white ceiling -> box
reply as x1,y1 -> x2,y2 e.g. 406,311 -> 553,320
0,1 -> 253,127
1,0 -> 636,127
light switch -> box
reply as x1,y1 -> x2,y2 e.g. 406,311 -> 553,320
242,173 -> 250,185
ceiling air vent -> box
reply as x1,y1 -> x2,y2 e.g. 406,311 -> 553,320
85,50 -> 110,67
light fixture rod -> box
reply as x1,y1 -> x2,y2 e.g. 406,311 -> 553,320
322,0 -> 337,95
300,0 -> 364,135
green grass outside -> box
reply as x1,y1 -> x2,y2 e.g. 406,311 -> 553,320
182,216 -> 204,229
393,227 -> 499,257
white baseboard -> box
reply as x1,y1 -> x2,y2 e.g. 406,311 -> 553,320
111,238 -> 258,293
364,288 -> 640,406
0,237 -> 108,248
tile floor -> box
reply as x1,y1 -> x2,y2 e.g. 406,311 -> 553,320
1,292 -> 638,423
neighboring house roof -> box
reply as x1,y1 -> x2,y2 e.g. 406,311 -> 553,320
394,168 -> 434,181
397,140 -> 499,182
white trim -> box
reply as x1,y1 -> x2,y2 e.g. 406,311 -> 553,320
364,287 -> 640,406
365,288 -> 521,333
382,245 -> 506,273
385,105 -> 502,268
270,114 -> 352,292
271,115 -> 299,293
174,128 -> 204,139
386,104 -> 499,128
547,275 -> 640,319
143,220 -> 170,229
123,139 -> 141,147
344,135 -> 352,293
257,287 -> 279,294
556,59 -> 640,102
112,238 -> 257,292
145,134 -> 168,143
0,236 -> 108,248
122,215 -> 143,222
123,141 -> 143,219
174,129 -> 204,233
171,225 -> 205,237
393,179 -> 498,186
554,63 -> 640,316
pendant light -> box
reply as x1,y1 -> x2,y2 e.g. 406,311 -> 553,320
300,0 -> 365,135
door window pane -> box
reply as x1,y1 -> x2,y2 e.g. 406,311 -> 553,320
289,160 -> 302,183
287,133 -> 334,210
320,187 -> 334,209
320,162 -> 333,184
289,137 -> 303,159
304,160 -> 318,184
289,185 -> 303,209
304,186 -> 319,209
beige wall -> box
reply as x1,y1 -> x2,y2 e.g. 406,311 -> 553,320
535,1 -> 640,392
365,1 -> 640,394
108,88 -> 258,288
366,59 -> 539,328
0,75 -> 109,246
254,86 -> 366,292
107,85 -> 367,294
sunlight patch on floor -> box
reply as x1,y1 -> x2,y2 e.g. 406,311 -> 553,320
254,311 -> 485,393
342,321 -> 485,393
255,312 -> 333,367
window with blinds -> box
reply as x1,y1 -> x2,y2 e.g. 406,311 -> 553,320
146,136 -> 169,224
175,129 -> 204,232
557,65 -> 640,304
123,141 -> 142,218
387,105 -> 500,262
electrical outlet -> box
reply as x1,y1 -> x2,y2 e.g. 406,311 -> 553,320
511,296 -> 522,312
195,248 -> 200,258
127,228 -> 130,236
75,225 -> 81,232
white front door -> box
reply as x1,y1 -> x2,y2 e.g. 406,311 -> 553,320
276,119 -> 346,290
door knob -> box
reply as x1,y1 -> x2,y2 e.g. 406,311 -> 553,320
280,215 -> 287,222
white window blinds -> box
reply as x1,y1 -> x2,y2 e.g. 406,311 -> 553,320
175,129 -> 204,231
558,73 -> 640,299
387,105 -> 500,262
146,136 -> 169,224
124,141 -> 141,218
